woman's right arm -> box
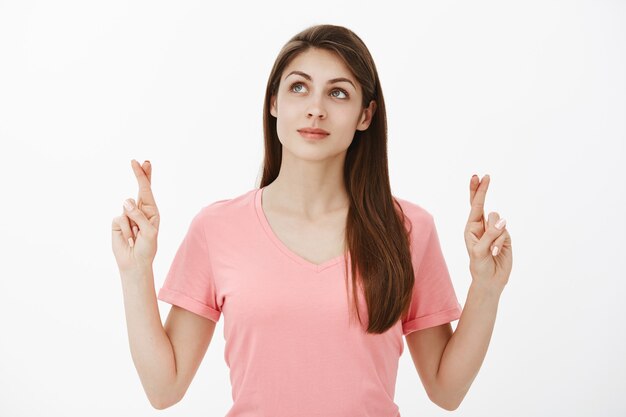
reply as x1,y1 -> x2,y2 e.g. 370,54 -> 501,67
120,266 -> 178,409
120,266 -> 217,409
113,160 -> 217,409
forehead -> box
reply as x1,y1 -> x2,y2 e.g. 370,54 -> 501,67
282,48 -> 355,83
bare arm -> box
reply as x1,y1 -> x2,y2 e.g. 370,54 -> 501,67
120,266 -> 217,409
115,160 -> 217,408
405,322 -> 453,408
434,283 -> 500,410
405,283 -> 499,411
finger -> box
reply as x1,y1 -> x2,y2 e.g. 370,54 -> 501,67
131,159 -> 157,207
475,211 -> 506,257
469,174 -> 486,231
123,198 -> 156,237
143,160 -> 151,184
469,174 -> 479,205
128,219 -> 138,239
129,160 -> 153,235
468,174 -> 490,224
111,216 -> 125,249
113,212 -> 135,248
490,231 -> 508,257
129,160 -> 151,237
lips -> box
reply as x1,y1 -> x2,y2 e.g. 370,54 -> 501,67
298,127 -> 329,135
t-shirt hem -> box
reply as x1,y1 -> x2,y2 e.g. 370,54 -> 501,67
157,286 -> 221,323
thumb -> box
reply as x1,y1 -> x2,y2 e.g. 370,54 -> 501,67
123,198 -> 156,236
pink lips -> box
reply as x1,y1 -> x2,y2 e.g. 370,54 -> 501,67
298,127 -> 329,140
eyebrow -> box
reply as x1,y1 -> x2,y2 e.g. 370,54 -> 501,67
285,70 -> 357,91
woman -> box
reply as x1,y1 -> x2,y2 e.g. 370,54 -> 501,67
112,24 -> 513,415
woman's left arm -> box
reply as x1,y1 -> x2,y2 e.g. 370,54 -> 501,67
434,174 -> 513,410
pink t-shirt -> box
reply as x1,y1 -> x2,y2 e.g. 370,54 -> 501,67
157,186 -> 463,416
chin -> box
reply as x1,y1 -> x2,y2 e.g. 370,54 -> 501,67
283,141 -> 349,161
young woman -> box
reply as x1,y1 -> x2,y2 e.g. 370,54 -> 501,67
112,24 -> 513,416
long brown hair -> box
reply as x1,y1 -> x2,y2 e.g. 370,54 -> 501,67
258,24 -> 415,334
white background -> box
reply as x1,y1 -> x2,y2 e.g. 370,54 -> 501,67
1,0 -> 624,416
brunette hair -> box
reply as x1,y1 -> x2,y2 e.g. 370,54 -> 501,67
258,24 -> 415,334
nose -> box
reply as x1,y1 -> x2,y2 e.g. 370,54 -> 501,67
306,96 -> 327,120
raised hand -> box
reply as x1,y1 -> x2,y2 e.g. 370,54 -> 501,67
464,174 -> 513,295
111,160 -> 160,272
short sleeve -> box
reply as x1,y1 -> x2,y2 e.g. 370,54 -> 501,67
157,208 -> 221,323
402,213 -> 462,336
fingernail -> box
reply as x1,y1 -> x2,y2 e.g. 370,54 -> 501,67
145,160 -> 150,164
124,199 -> 135,211
132,225 -> 138,237
492,246 -> 499,256
495,218 -> 506,230
128,237 -> 134,247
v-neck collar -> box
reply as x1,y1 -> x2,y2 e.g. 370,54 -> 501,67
255,186 -> 348,273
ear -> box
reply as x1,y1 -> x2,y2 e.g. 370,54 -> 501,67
356,100 -> 377,131
270,94 -> 278,118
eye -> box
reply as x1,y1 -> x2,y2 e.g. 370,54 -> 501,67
331,89 -> 349,99
289,82 -> 350,99
290,82 -> 305,93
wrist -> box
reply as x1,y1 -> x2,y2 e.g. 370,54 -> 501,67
120,264 -> 154,280
469,280 -> 503,300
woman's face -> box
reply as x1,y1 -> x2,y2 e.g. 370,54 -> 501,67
270,48 -> 376,161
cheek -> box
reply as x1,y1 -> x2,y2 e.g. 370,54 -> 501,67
275,106 -> 298,137
335,109 -> 363,134
275,94 -> 296,117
